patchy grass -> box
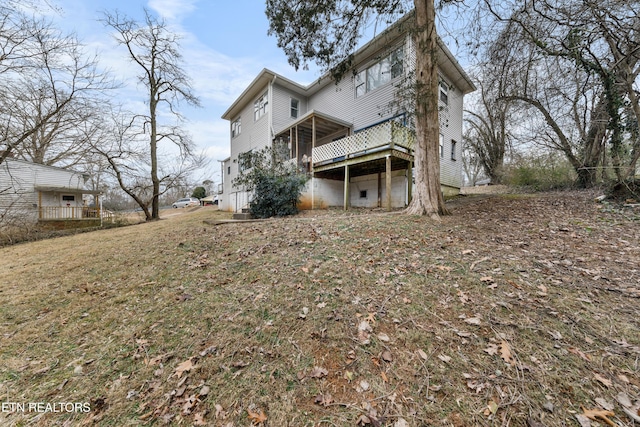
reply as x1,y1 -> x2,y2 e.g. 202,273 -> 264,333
0,193 -> 639,427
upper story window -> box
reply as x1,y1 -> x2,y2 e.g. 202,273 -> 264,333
238,151 -> 253,172
254,91 -> 268,121
231,117 -> 241,138
290,98 -> 299,118
439,133 -> 444,158
356,46 -> 404,98
439,80 -> 449,105
451,139 -> 457,160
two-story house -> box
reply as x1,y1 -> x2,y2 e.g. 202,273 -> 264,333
220,14 -> 475,213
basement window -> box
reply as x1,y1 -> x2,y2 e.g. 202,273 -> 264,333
360,190 -> 367,198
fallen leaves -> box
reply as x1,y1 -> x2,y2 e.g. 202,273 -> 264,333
616,392 -> 640,422
568,347 -> 591,362
484,341 -> 516,366
579,406 -> 616,426
172,357 -> 196,378
593,373 -> 612,388
247,408 -> 268,425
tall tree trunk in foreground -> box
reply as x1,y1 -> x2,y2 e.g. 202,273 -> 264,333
405,0 -> 448,217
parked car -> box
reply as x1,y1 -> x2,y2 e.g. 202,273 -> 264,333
172,197 -> 200,208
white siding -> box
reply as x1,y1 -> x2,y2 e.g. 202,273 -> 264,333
272,84 -> 308,133
225,83 -> 272,212
0,159 -> 88,223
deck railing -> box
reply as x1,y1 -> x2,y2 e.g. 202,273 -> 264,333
38,206 -> 114,221
312,121 -> 415,165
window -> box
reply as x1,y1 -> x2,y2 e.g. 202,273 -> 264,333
355,70 -> 366,97
238,151 -> 253,172
439,134 -> 444,158
439,80 -> 449,105
231,117 -> 241,138
254,91 -> 268,121
356,47 -> 404,97
227,166 -> 231,175
451,139 -> 457,160
360,190 -> 367,198
62,195 -> 75,201
290,98 -> 299,118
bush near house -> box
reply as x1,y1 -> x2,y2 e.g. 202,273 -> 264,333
233,146 -> 309,218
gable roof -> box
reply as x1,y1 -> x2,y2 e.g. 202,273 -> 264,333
222,12 -> 475,122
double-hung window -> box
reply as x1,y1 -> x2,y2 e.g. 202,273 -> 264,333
290,98 -> 299,118
254,92 -> 268,121
356,46 -> 404,97
231,117 -> 241,138
439,80 -> 449,105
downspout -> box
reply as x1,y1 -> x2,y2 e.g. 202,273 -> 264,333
269,75 -> 277,143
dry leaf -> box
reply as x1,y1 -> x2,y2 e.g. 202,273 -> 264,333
181,394 -> 198,414
377,332 -> 390,342
314,393 -> 334,406
173,358 -> 195,378
380,371 -> 388,383
616,392 -> 640,422
580,406 -> 616,426
464,316 -> 482,325
568,347 -> 591,361
381,350 -> 393,362
193,412 -> 207,426
248,409 -> 268,425
214,403 -> 226,419
309,366 -> 328,378
438,354 -> 452,363
417,349 -> 429,360
484,343 -> 499,356
593,373 -> 612,388
499,341 -> 516,366
485,400 -> 498,416
595,398 -> 614,411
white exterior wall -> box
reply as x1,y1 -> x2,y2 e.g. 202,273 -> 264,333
309,39 -> 410,131
223,82 -> 272,212
303,170 -> 408,209
438,79 -> 465,190
0,159 -> 87,222
272,83 -> 308,133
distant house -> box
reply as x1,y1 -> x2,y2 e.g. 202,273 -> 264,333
0,158 -> 105,225
219,14 -> 475,213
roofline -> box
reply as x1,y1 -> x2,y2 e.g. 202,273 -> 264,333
1,157 -> 89,176
221,11 -> 475,121
273,109 -> 353,137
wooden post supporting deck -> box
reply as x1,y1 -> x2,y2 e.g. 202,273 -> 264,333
344,164 -> 350,210
386,155 -> 392,211
407,161 -> 413,204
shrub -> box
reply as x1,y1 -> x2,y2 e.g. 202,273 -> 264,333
503,152 -> 577,191
233,146 -> 309,218
191,186 -> 206,199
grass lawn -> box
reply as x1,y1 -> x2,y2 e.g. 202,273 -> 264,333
0,192 -> 639,426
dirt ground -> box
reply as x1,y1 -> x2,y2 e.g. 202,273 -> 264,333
0,190 -> 638,426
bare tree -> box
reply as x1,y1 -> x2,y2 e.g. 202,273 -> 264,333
90,107 -> 206,220
483,0 -> 640,186
102,8 -> 201,220
0,1 -> 112,167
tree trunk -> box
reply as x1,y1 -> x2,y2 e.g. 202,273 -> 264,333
405,0 -> 448,218
150,92 -> 160,220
